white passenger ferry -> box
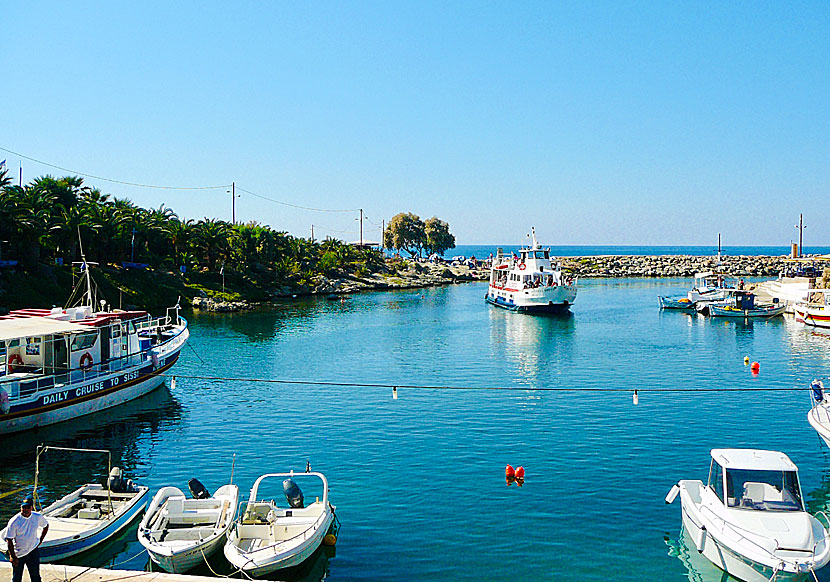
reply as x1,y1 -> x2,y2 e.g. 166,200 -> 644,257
485,228 -> 577,313
0,263 -> 188,434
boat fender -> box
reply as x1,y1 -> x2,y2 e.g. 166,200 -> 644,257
323,533 -> 337,546
812,380 -> 826,404
283,479 -> 304,508
188,478 -> 211,500
695,526 -> 707,553
664,484 -> 679,504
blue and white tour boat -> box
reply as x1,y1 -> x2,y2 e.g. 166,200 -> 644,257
485,228 -> 577,313
0,261 -> 189,435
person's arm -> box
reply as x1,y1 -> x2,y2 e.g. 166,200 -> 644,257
6,537 -> 17,567
37,516 -> 49,546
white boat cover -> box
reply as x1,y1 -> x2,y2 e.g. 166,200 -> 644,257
711,449 -> 797,471
0,317 -> 90,342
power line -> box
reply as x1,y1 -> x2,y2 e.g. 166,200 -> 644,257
0,146 -> 230,190
163,373 -> 821,393
237,186 -> 358,213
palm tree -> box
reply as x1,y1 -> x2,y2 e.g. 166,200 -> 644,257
192,218 -> 234,271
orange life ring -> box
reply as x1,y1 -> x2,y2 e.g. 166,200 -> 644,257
519,263 -> 526,271
79,352 -> 94,371
7,354 -> 23,373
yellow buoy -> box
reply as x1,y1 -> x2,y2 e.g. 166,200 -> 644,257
323,534 -> 337,546
744,356 -> 750,365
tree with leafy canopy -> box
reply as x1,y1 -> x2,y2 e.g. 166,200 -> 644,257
424,217 -> 455,256
384,212 -> 426,257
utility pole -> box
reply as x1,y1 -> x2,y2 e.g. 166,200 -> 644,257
130,227 -> 136,262
381,219 -> 385,251
359,209 -> 364,246
231,182 -> 236,224
311,225 -> 314,242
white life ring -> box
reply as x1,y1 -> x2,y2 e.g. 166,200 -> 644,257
79,352 -> 94,371
519,264 -> 526,271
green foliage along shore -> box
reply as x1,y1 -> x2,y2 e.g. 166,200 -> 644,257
0,168 -> 455,311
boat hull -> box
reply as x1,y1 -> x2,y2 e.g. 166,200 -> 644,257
658,296 -> 697,311
0,352 -> 182,435
709,305 -> 785,318
808,406 -> 830,449
794,306 -> 830,328
224,512 -> 334,577
485,287 -> 576,313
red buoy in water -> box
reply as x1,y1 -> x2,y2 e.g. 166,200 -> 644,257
751,361 -> 760,372
505,465 -> 515,479
515,466 -> 525,480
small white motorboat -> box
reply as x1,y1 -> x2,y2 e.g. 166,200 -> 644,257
0,446 -> 148,562
224,471 -> 336,577
138,478 -> 239,573
666,449 -> 830,582
807,380 -> 830,449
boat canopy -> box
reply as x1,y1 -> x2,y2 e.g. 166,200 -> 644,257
0,317 -> 91,342
711,449 -> 797,472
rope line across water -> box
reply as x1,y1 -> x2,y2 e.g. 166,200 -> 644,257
162,374 -> 828,393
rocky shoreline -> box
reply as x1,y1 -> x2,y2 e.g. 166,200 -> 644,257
192,255 -> 799,312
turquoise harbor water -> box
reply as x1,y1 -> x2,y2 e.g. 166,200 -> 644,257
3,279 -> 830,581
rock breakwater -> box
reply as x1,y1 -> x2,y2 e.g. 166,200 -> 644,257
562,255 -> 788,278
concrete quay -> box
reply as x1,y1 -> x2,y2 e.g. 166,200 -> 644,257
0,563 -> 222,582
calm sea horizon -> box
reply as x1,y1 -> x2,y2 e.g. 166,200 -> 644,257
444,244 -> 830,258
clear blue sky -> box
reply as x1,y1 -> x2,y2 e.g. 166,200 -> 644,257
2,2 -> 829,246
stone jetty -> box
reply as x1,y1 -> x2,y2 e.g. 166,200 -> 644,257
561,254 -> 789,279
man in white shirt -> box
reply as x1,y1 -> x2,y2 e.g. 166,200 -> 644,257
4,496 -> 48,582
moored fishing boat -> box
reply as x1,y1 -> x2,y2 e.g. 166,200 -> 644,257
139,478 -> 239,573
0,446 -> 149,562
665,449 -> 830,582
794,290 -> 830,328
0,260 -> 188,435
707,291 -> 785,318
485,228 -> 576,313
224,471 -> 337,577
658,296 -> 697,311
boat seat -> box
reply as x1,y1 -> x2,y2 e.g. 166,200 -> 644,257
743,482 -> 782,507
164,496 -> 223,525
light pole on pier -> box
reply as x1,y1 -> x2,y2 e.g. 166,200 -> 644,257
794,214 -> 806,257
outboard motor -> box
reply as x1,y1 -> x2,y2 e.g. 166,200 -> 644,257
812,380 -> 826,404
283,478 -> 304,508
107,467 -> 138,493
188,478 -> 211,500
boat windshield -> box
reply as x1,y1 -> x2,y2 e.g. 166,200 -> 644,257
725,469 -> 803,511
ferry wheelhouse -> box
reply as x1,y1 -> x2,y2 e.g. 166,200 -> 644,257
485,228 -> 577,313
0,265 -> 188,435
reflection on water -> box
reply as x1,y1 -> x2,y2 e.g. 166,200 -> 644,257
0,386 -> 182,525
665,525 -> 732,582
487,308 -> 575,383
